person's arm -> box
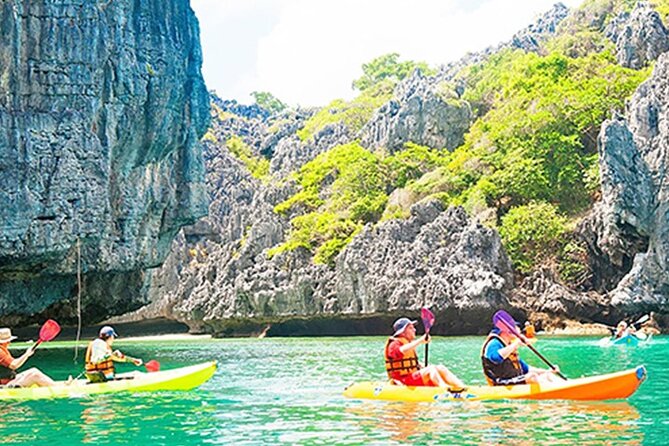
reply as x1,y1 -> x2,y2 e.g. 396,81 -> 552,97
112,350 -> 142,366
8,348 -> 34,370
496,338 -> 522,360
399,335 -> 429,355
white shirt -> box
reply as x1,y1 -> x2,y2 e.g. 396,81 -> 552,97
89,338 -> 111,363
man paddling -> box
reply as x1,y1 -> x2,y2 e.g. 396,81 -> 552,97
85,326 -> 142,383
481,323 -> 562,386
384,317 -> 465,389
0,328 -> 56,387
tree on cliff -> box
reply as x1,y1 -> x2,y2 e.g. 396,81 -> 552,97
251,91 -> 286,114
352,53 -> 434,91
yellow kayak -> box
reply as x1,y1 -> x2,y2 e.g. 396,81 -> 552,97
0,361 -> 216,401
344,366 -> 646,402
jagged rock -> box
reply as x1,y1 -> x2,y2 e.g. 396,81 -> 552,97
605,2 -> 669,69
134,197 -> 515,335
511,3 -> 570,52
211,96 -> 270,121
511,268 -> 611,320
361,71 -> 472,153
334,202 -> 514,331
270,122 -> 351,175
596,52 -> 669,314
0,0 -> 209,323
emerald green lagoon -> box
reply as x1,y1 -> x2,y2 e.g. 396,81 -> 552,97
0,336 -> 666,445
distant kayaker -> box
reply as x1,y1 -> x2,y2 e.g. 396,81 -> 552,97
613,321 -> 629,339
481,325 -> 562,386
85,326 -> 143,383
523,321 -> 536,338
0,327 -> 56,387
384,317 -> 465,390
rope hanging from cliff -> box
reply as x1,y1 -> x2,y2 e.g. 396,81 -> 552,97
73,237 -> 83,363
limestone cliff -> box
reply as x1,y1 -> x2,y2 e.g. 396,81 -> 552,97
0,0 -> 209,324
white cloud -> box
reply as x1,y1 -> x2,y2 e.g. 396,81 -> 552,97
193,0 -> 585,106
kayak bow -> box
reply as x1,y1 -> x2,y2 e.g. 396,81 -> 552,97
0,361 -> 216,401
344,366 -> 646,402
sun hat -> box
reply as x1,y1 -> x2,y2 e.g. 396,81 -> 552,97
99,326 -> 118,338
392,318 -> 417,337
0,328 -> 17,343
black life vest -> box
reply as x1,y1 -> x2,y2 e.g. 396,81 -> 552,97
481,332 -> 524,386
384,336 -> 420,378
85,340 -> 115,376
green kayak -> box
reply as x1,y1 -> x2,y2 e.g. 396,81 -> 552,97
0,361 -> 216,401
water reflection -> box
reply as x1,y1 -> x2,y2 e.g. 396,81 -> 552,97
351,399 -> 643,445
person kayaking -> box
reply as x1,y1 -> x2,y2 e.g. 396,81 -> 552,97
523,321 -> 536,338
85,326 -> 142,383
384,317 -> 465,389
0,327 -> 56,387
481,323 -> 562,386
613,321 -> 629,339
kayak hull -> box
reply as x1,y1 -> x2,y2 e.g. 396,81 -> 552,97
344,366 -> 646,402
0,361 -> 216,401
599,333 -> 651,347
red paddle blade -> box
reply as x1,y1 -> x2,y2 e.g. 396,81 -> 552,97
421,308 -> 435,333
39,319 -> 61,342
145,360 -> 160,373
493,310 -> 519,336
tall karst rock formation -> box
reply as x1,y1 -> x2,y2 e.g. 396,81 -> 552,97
0,0 -> 209,324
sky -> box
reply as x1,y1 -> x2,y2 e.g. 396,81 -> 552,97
191,0 -> 584,107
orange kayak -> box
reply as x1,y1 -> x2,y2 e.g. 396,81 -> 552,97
343,366 -> 646,402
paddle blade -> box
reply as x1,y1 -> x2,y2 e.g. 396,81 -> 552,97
39,319 -> 61,342
421,308 -> 435,333
634,314 -> 650,326
145,360 -> 160,373
493,310 -> 520,336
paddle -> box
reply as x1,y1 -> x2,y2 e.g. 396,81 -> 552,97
493,310 -> 568,380
630,314 -> 650,329
145,360 -> 160,372
28,319 -> 61,353
421,308 -> 435,367
597,314 -> 650,335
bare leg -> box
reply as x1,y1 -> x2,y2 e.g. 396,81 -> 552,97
8,368 -> 56,387
435,365 -> 466,389
420,365 -> 465,388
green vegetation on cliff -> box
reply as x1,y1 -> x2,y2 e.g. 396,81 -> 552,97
226,136 -> 270,181
274,45 -> 650,274
296,80 -> 394,142
270,142 -> 446,264
352,52 -> 435,91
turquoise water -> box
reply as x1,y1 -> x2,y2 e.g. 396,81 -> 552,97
0,335 -> 666,445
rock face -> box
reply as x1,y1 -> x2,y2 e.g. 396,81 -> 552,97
595,53 -> 669,313
121,197 -> 513,335
334,202 -> 514,331
511,2 -> 570,52
0,0 -> 209,323
605,2 -> 669,69
361,71 -> 472,153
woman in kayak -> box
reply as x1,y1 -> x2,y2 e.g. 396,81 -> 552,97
384,317 -> 465,389
481,325 -> 562,386
0,327 -> 56,387
613,321 -> 633,339
85,326 -> 142,383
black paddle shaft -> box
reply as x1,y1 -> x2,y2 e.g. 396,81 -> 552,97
524,341 -> 568,380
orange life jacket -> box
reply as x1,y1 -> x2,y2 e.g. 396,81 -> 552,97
481,332 -> 524,386
524,325 -> 536,338
384,336 -> 420,379
85,340 -> 115,376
